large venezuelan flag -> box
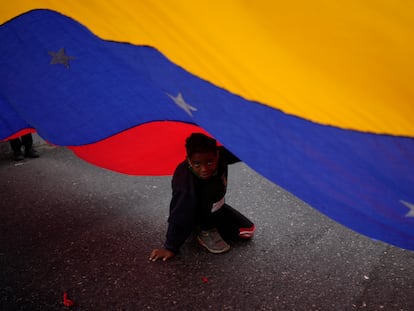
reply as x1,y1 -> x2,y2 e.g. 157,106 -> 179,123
1,1 -> 413,251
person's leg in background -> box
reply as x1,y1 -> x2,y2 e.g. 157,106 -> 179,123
9,133 -> 40,161
21,133 -> 39,158
9,137 -> 24,161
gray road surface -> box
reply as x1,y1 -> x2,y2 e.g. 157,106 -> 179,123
1,146 -> 413,310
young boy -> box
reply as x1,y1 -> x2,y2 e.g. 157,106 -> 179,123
149,133 -> 255,261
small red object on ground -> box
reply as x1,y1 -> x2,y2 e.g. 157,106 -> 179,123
63,292 -> 75,307
202,277 -> 209,283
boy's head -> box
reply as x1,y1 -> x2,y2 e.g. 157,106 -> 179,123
185,133 -> 218,179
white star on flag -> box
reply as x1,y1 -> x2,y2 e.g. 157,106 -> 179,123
48,47 -> 74,68
400,200 -> 414,217
167,92 -> 197,116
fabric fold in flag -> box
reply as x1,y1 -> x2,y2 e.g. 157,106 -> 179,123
1,8 -> 413,251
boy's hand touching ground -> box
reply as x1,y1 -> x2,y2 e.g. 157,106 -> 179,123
149,248 -> 175,262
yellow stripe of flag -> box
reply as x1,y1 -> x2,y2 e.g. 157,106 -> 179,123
2,0 -> 413,136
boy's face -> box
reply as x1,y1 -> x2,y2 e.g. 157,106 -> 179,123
188,151 -> 218,179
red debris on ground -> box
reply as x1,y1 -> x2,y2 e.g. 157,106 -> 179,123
63,292 -> 74,307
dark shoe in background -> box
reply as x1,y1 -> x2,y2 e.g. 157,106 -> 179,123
25,148 -> 40,158
13,151 -> 25,161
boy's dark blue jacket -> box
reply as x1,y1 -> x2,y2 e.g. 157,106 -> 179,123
164,147 -> 240,254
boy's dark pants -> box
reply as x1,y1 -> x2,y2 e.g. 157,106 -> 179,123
202,204 -> 254,241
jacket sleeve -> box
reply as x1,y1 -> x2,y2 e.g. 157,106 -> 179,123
163,162 -> 197,254
164,222 -> 193,254
219,146 -> 241,165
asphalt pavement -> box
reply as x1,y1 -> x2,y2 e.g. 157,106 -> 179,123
1,145 -> 413,310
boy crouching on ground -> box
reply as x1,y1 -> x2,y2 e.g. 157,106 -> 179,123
149,133 -> 255,261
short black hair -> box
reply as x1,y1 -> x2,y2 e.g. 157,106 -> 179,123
185,133 -> 217,157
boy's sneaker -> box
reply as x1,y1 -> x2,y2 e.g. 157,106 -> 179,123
197,228 -> 230,254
